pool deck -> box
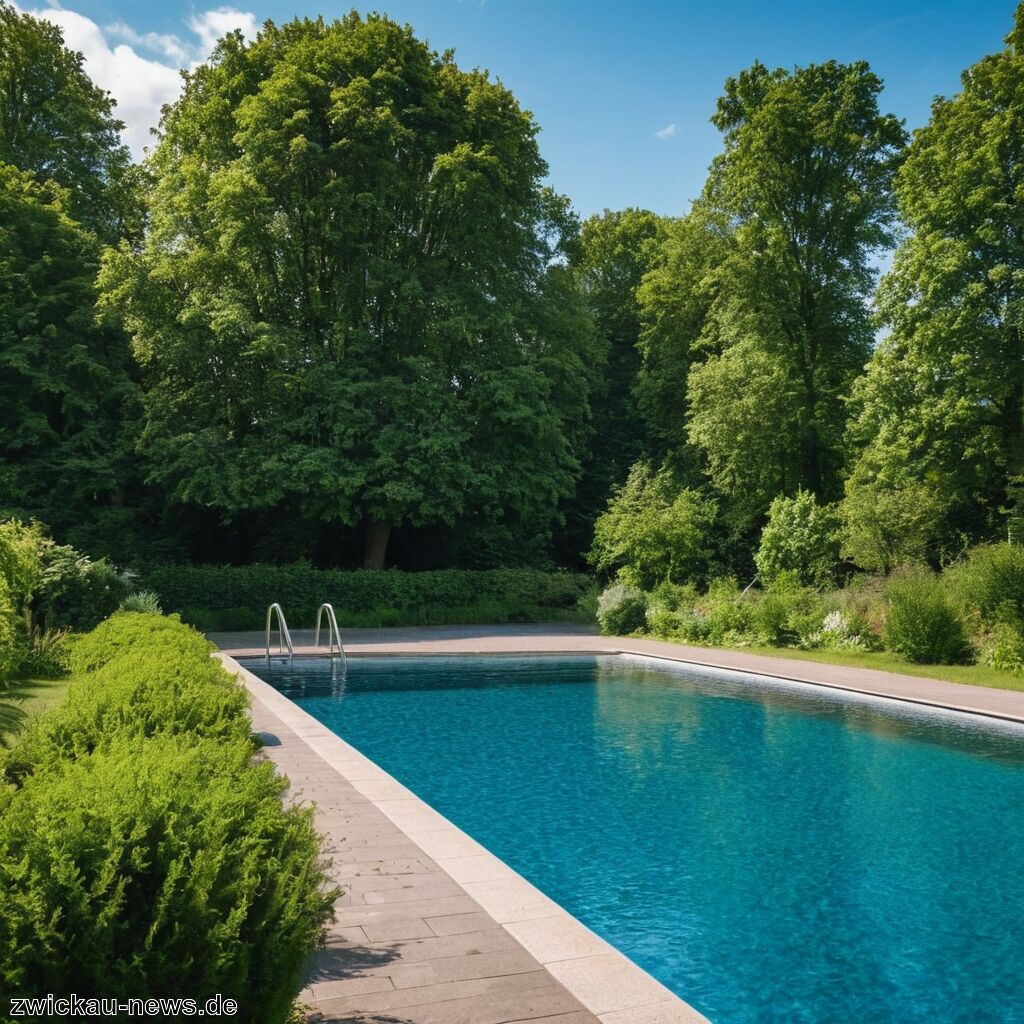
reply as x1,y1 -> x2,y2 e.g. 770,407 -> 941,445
213,625 -> 1024,1024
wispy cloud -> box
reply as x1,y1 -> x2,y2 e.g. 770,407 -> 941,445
15,3 -> 259,157
653,123 -> 678,140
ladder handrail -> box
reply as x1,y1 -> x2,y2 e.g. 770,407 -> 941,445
314,602 -> 347,669
265,603 -> 294,665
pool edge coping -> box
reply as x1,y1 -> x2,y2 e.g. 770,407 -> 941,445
219,652 -> 711,1024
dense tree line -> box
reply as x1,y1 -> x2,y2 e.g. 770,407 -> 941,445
3,2 -> 1024,578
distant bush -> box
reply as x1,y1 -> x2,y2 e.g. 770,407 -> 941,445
119,590 -> 163,614
140,565 -> 591,631
0,613 -> 334,1019
589,462 -> 717,589
983,622 -> 1024,676
597,583 -> 648,635
755,490 -> 843,587
840,482 -> 947,573
883,570 -> 973,664
947,543 -> 1024,626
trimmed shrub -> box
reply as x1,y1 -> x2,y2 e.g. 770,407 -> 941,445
597,583 -> 648,635
7,623 -> 248,784
883,570 -> 973,664
70,611 -> 214,675
119,590 -> 163,614
0,612 -> 334,1020
140,565 -> 591,631
0,734 -> 334,1022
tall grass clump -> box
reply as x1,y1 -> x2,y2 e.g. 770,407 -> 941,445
0,612 -> 334,1020
883,570 -> 973,664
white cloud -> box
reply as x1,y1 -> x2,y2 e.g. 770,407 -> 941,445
187,7 -> 259,53
15,3 -> 258,158
653,123 -> 678,140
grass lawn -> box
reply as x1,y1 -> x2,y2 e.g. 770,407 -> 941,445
0,676 -> 73,742
737,645 -> 1024,692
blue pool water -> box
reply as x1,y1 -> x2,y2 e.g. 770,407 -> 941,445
246,655 -> 1024,1024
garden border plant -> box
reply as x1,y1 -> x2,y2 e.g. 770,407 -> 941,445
0,612 -> 335,1022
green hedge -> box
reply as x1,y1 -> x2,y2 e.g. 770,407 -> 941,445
139,564 -> 593,631
0,613 -> 334,1021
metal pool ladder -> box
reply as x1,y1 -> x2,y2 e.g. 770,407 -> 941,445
265,603 -> 294,665
315,602 -> 347,671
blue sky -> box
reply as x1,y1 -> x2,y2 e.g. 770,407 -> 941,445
25,0 -> 1020,217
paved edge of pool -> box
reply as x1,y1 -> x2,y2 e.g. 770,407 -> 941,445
220,652 -> 711,1024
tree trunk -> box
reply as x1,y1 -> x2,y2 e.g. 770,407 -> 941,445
363,519 -> 392,569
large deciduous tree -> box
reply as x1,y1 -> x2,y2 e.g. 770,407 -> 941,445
669,61 -> 905,526
101,14 -> 598,568
846,3 -> 1024,549
0,1 -> 142,241
0,164 -> 139,553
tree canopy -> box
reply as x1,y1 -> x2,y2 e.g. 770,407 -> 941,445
0,2 -> 141,241
846,3 -> 1024,551
102,13 -> 600,567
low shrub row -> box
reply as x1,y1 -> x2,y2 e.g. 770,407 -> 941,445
0,612 -> 334,1022
597,544 -> 1024,669
139,564 -> 593,631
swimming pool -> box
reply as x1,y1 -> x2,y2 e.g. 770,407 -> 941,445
245,654 -> 1024,1024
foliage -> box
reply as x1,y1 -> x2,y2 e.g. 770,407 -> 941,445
0,612 -> 334,1018
0,1 -> 141,240
0,734 -> 332,1020
0,164 -> 141,550
139,565 -> 591,632
847,5 -> 1024,548
946,543 -> 1024,625
840,481 -> 948,573
755,490 -> 842,587
983,621 -> 1024,676
559,209 -> 668,563
18,627 -> 72,678
596,582 -> 648,636
68,611 -> 214,675
589,462 -> 717,589
100,12 -> 599,569
677,61 -> 906,529
33,537 -> 127,630
882,570 -> 973,664
0,577 -> 19,683
119,590 -> 163,614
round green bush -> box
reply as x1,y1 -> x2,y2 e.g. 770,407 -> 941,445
883,571 -> 973,664
596,583 -> 648,635
0,734 -> 334,1021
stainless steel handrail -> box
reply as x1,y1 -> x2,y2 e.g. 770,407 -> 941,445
265,603 -> 294,665
314,602 -> 347,670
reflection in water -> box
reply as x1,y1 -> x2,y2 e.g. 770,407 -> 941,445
243,654 -> 1024,1024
